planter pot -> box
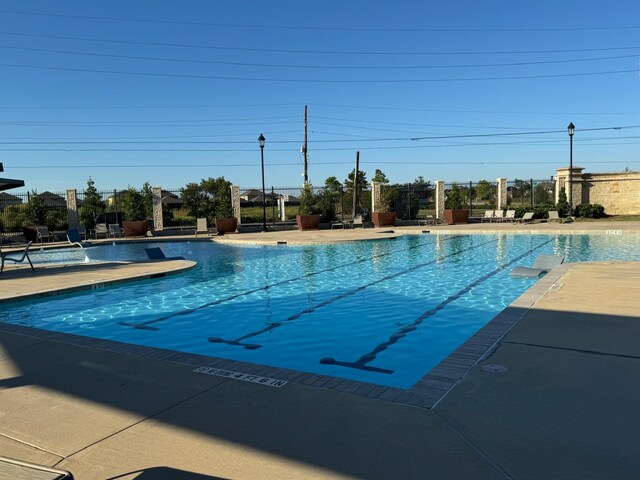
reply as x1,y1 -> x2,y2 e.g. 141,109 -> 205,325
122,220 -> 148,237
443,209 -> 470,225
296,214 -> 321,231
215,217 -> 238,234
372,212 -> 396,228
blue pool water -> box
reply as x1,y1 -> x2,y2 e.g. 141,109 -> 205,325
2,233 -> 640,388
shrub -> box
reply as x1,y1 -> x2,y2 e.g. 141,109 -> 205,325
556,188 -> 570,216
298,182 -> 317,216
24,191 -> 47,225
575,203 -> 605,219
445,183 -> 466,210
316,188 -> 337,222
533,202 -> 556,219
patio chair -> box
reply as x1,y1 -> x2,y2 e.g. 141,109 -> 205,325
352,215 -> 364,228
94,223 -> 108,239
36,225 -> 52,243
516,212 -> 535,223
493,209 -> 505,222
503,210 -> 516,223
195,217 -> 216,236
66,229 -> 92,248
547,211 -> 563,223
0,454 -> 74,479
510,254 -> 564,278
331,220 -> 345,229
418,215 -> 437,226
108,223 -> 123,238
0,241 -> 35,275
77,224 -> 87,240
481,210 -> 494,223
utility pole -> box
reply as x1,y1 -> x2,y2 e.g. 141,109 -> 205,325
352,150 -> 360,218
302,104 -> 308,184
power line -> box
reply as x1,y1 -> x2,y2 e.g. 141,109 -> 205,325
1,10 -> 638,33
1,44 -> 636,70
1,30 -> 639,56
0,62 -> 635,83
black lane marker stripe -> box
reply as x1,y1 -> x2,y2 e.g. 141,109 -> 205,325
319,239 -> 553,374
208,237 -> 496,349
119,235 -> 440,330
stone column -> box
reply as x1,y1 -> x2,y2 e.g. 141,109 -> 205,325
231,185 -> 241,224
152,186 -> 163,231
496,178 -> 507,210
555,167 -> 585,208
66,189 -> 79,229
371,181 -> 381,213
435,180 -> 445,220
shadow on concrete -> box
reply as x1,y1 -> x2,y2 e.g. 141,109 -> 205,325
106,467 -> 230,480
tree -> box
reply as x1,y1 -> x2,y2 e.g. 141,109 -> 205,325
122,186 -> 146,221
141,182 -> 154,219
372,169 -> 389,183
445,183 -> 465,210
79,177 -> 105,228
324,176 -> 342,194
344,169 -> 368,192
475,180 -> 494,202
513,179 -> 531,206
414,176 -> 427,185
25,191 -> 47,225
298,182 -> 317,216
534,181 -> 554,204
556,187 -> 570,216
179,177 -> 233,223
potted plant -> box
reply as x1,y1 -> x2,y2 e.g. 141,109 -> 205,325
372,184 -> 397,227
296,182 -> 321,230
443,183 -> 470,225
121,186 -> 149,237
212,177 -> 237,234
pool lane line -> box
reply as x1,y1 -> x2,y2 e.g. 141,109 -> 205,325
207,237 -> 497,350
118,234 -> 446,330
319,238 -> 553,374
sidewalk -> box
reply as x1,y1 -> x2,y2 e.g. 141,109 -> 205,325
1,260 -> 639,479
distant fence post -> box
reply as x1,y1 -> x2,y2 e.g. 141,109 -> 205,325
231,185 -> 241,225
152,186 -> 163,231
435,180 -> 445,220
496,178 -> 507,210
66,189 -> 79,229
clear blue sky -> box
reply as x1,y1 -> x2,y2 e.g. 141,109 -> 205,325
1,0 -> 639,193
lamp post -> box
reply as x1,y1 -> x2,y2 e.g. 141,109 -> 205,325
258,133 -> 267,232
567,122 -> 575,222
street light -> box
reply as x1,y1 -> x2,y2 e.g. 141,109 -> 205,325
258,133 -> 267,232
567,122 -> 575,222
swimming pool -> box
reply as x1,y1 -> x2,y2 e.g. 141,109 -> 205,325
2,233 -> 640,388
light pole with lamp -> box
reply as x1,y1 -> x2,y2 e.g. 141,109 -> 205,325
258,133 -> 267,232
567,122 -> 575,222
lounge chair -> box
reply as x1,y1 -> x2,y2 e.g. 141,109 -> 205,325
352,215 -> 364,228
481,210 -> 494,223
493,209 -> 505,222
36,225 -> 52,243
0,454 -> 74,479
108,223 -> 123,238
93,223 -> 108,239
331,220 -> 345,229
504,210 -> 516,223
144,247 -> 184,260
66,229 -> 92,248
418,215 -> 438,226
77,224 -> 87,240
516,212 -> 535,223
547,211 -> 563,223
195,217 -> 216,236
510,254 -> 564,278
0,241 -> 35,275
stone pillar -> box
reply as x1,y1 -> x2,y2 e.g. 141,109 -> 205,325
371,181 -> 381,213
66,189 -> 79,229
555,166 -> 585,208
231,185 -> 241,224
496,178 -> 507,210
152,186 -> 163,231
435,180 -> 445,220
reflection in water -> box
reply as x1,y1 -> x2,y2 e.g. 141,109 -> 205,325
496,234 -> 506,263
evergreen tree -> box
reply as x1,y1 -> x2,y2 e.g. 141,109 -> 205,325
79,177 -> 105,228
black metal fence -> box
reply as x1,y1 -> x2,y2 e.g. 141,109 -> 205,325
0,179 -> 557,236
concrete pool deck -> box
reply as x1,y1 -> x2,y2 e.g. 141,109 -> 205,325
1,225 -> 639,478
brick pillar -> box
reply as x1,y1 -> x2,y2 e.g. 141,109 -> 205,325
152,186 -> 163,231
435,180 -> 445,220
496,178 -> 507,209
555,167 -> 584,208
231,185 -> 241,224
66,189 -> 79,229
